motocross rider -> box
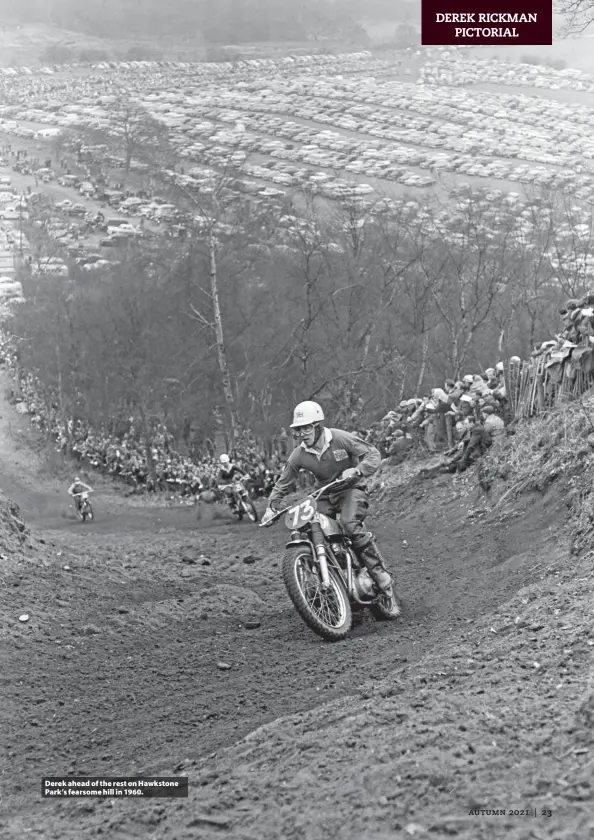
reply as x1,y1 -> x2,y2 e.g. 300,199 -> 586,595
261,401 -> 399,615
218,454 -> 246,509
68,476 -> 93,514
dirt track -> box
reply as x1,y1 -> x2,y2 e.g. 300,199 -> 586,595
1,385 -> 593,839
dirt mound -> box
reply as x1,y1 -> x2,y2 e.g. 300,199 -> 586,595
0,487 -> 37,582
0,492 -> 29,551
0,488 -> 59,643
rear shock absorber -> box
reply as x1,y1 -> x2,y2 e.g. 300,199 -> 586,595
310,521 -> 331,588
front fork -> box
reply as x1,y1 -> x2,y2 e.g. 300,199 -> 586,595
287,522 -> 354,593
310,521 -> 331,588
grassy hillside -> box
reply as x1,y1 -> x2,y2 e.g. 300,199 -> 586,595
0,0 -> 370,45
0,24 -> 137,66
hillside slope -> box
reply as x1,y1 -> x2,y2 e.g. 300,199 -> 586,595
0,24 -> 124,66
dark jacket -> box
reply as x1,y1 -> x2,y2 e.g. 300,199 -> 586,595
218,464 -> 245,483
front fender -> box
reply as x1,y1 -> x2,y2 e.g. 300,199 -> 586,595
285,536 -> 314,553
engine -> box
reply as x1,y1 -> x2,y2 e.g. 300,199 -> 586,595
353,567 -> 376,600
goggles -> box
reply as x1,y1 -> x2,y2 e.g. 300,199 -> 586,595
293,423 -> 315,437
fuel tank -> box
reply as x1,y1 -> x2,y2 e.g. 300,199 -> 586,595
318,513 -> 344,538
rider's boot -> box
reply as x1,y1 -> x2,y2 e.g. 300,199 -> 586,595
357,537 -> 400,617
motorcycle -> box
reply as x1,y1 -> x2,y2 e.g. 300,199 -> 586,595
221,480 -> 259,523
260,476 -> 399,641
73,491 -> 94,523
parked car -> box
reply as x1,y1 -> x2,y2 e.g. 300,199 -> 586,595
66,204 -> 88,216
110,223 -> 141,235
0,207 -> 19,220
100,234 -> 129,247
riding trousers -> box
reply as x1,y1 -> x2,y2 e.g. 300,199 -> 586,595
317,486 -> 372,551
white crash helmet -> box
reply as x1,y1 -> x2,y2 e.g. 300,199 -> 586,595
290,400 -> 324,428
219,453 -> 230,464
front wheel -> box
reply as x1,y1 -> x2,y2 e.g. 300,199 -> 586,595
282,547 -> 352,641
241,498 -> 259,523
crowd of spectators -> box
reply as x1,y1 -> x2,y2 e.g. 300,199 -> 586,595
509,291 -> 594,418
362,362 -> 509,473
0,335 -> 283,497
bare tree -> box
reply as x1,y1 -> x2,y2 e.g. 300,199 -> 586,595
557,0 -> 594,35
162,152 -> 279,446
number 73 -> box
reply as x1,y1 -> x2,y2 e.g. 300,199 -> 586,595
288,499 -> 315,526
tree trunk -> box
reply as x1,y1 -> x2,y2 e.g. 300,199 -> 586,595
138,406 -> 156,485
415,332 -> 430,397
452,333 -> 460,380
209,232 -> 238,444
55,339 -> 71,453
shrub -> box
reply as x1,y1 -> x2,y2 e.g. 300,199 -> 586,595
39,44 -> 76,64
125,45 -> 163,61
78,48 -> 111,63
520,54 -> 567,70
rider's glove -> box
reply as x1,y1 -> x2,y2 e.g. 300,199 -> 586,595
341,468 -> 361,480
261,507 -> 276,525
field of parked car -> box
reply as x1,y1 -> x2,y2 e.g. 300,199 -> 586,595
0,50 -> 593,205
1,49 -> 594,282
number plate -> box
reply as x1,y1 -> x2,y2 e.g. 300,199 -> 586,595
284,497 -> 317,529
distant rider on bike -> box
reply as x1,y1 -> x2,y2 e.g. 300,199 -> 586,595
261,401 -> 399,613
68,476 -> 93,514
218,454 -> 246,509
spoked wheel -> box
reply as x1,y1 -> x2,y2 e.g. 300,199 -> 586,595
84,504 -> 94,522
282,547 -> 352,641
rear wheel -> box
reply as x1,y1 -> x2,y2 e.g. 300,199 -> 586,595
370,589 -> 401,621
282,547 -> 352,641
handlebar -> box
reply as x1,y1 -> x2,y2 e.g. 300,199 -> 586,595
258,474 -> 359,528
